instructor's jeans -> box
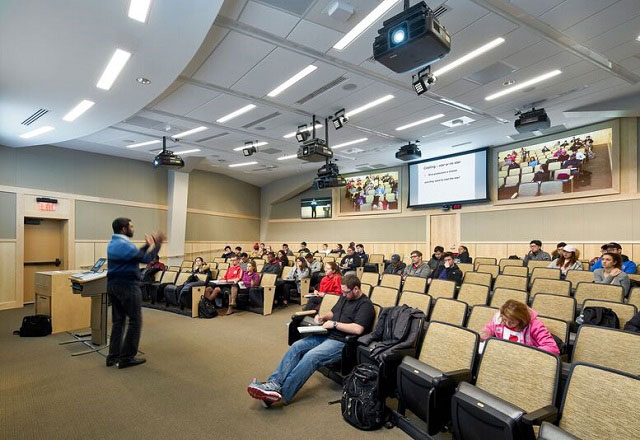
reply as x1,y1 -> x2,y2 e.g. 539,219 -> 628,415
107,283 -> 142,362
268,335 -> 344,403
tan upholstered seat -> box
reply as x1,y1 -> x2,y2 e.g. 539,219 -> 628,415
530,278 -> 571,298
281,266 -> 293,279
476,264 -> 499,279
462,271 -> 492,288
499,258 -> 523,272
536,315 -> 568,350
360,272 -> 379,287
173,272 -> 193,286
370,286 -> 399,309
574,282 -> 624,306
490,288 -> 528,309
380,273 -> 402,290
565,269 -> 593,289
529,267 -> 560,286
531,294 -> 575,323
417,321 -> 478,372
217,262 -> 230,270
502,266 -> 528,277
317,293 -> 341,316
213,257 -> 226,263
403,276 -> 427,293
465,305 -> 498,334
457,263 -> 474,276
493,274 -> 528,291
360,283 -> 372,297
526,260 -> 551,273
628,287 -> 640,310
428,279 -> 457,300
181,260 -> 193,269
474,257 -> 497,269
572,325 -> 640,376
429,298 -> 467,326
399,291 -> 432,314
582,300 -> 637,329
456,283 -> 489,307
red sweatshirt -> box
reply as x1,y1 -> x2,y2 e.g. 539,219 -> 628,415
318,273 -> 342,295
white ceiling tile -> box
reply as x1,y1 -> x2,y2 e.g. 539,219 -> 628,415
218,0 -> 249,20
287,19 -> 344,52
273,61 -> 348,106
507,0 -> 566,17
563,0 -> 640,43
297,73 -> 375,113
239,1 -> 300,37
502,40 -> 562,70
540,0 -> 619,31
584,15 -> 640,52
153,84 -> 220,116
304,0 -> 400,33
436,0 -> 490,35
185,93 -> 257,124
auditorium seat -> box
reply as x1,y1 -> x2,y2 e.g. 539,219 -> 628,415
520,173 -> 535,184
530,278 -> 571,299
526,260 -> 551,272
368,254 -> 385,273
627,287 -> 640,310
370,286 -> 400,309
490,288 -> 528,309
456,283 -> 489,307
163,271 -> 193,307
380,273 -> 401,290
537,315 -> 569,354
430,298 -> 467,326
450,338 -> 560,440
457,263 -> 474,276
217,262 -> 230,270
281,266 -> 293,279
360,271 -> 379,288
360,283 -> 372,297
499,258 -> 524,272
494,274 -> 528,291
152,269 -> 178,304
502,266 -> 529,277
548,162 -> 562,171
504,175 -> 520,188
465,305 -> 498,334
213,257 -> 226,263
398,291 -> 432,314
574,282 -> 624,307
518,181 -> 539,197
476,264 -> 499,279
582,300 -> 637,329
520,166 -> 533,174
474,257 -> 497,268
402,276 -> 427,293
531,294 -> 576,323
463,271 -> 492,288
540,180 -> 563,195
508,168 -> 521,176
571,325 -> 640,376
498,170 -> 508,178
565,270 -> 593,290
428,279 -> 457,300
529,267 -> 561,287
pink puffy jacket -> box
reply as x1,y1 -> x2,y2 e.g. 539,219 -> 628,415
482,308 -> 559,355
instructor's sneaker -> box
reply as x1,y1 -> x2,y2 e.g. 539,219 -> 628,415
117,357 -> 146,369
106,357 -> 118,367
247,380 -> 282,404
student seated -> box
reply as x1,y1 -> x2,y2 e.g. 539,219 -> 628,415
340,246 -> 361,272
428,252 -> 462,285
316,243 -> 330,256
238,253 -> 250,271
332,243 -> 345,255
455,245 -> 472,264
204,255 -> 244,303
306,253 -> 323,288
261,252 -> 282,276
593,252 -> 630,295
523,240 -> 551,264
547,244 -> 582,278
276,250 -> 289,268
192,256 -> 210,274
221,245 -> 235,259
403,250 -> 431,279
384,254 -> 406,275
550,242 -> 566,260
590,242 -> 636,274
227,260 -> 260,315
250,243 -> 262,258
282,243 -> 294,256
355,244 -> 368,265
480,300 -> 559,354
589,243 -> 608,268
298,241 -> 310,254
247,274 -> 375,406
146,255 -> 166,271
304,262 -> 342,311
234,246 -> 242,256
427,246 -> 445,271
279,257 -> 310,306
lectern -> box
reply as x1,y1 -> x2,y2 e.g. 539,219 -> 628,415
66,272 -> 108,356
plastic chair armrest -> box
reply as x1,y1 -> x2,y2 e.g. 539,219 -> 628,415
444,368 -> 473,385
522,405 -> 558,426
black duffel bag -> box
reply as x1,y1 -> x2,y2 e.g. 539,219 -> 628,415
341,363 -> 385,431
13,315 -> 52,337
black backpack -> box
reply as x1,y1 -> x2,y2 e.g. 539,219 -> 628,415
197,296 -> 218,319
341,364 -> 385,431
13,315 -> 52,337
581,306 -> 619,329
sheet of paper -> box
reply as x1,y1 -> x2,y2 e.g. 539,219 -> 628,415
298,326 -> 328,334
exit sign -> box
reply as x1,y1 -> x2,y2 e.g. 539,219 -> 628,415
36,197 -> 58,212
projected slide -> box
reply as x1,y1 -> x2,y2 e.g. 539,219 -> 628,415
408,149 -> 487,207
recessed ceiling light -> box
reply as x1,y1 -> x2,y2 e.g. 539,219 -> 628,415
345,95 -> 394,118
62,100 -> 95,122
277,154 -> 298,161
128,0 -> 152,23
440,116 -> 475,128
233,141 -> 268,151
173,148 -> 200,155
432,37 -> 505,77
267,65 -> 317,97
216,104 -> 257,123
503,79 -> 516,86
636,35 -> 640,42
485,69 -> 562,101
333,0 -> 401,51
136,77 -> 151,84
332,138 -> 368,149
96,49 -> 131,90
20,126 -> 54,139
284,124 -> 323,139
175,126 -> 208,137
126,139 -> 160,149
228,161 -> 258,168
395,113 -> 444,131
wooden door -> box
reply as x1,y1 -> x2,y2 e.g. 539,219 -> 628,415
23,218 -> 65,303
430,214 -> 459,253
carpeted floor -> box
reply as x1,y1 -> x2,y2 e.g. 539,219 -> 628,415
0,304 -> 419,439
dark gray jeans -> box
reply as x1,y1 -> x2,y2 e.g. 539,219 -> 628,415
107,283 -> 142,362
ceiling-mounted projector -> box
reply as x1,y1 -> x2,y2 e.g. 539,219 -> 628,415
153,136 -> 184,169
396,141 -> 422,161
297,138 -> 333,162
312,162 -> 346,190
515,108 -> 550,133
373,1 -> 451,74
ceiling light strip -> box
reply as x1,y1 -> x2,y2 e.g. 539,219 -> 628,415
345,95 -> 394,118
333,0 -> 401,51
63,100 -> 95,122
174,126 -> 208,137
128,0 -> 152,23
20,126 -> 54,139
216,104 -> 257,123
485,69 -> 562,101
331,138 -> 368,149
268,65 -> 317,97
233,141 -> 268,151
395,113 -> 444,131
96,49 -> 131,90
277,154 -> 298,161
229,161 -> 258,168
283,124 -> 323,139
432,37 -> 505,77
173,148 -> 200,155
127,139 -> 161,149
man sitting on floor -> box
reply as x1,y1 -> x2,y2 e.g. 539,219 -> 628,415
247,274 -> 375,406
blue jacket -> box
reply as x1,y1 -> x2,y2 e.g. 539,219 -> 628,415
107,234 -> 159,286
590,255 -> 636,274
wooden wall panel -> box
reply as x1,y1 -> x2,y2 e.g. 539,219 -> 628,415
75,243 -> 95,268
0,242 -> 16,305
430,214 -> 459,251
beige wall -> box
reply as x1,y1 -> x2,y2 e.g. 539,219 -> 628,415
0,192 -> 16,239
188,169 -> 260,217
185,213 -> 260,242
75,201 -> 167,241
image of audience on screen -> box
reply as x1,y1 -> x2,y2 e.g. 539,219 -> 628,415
300,197 -> 331,219
340,171 -> 399,214
497,127 -> 613,201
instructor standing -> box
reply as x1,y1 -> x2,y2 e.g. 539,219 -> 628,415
106,217 -> 165,369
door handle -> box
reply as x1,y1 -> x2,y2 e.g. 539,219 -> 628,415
55,258 -> 61,267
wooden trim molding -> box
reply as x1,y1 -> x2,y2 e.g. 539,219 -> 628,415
186,208 -> 260,220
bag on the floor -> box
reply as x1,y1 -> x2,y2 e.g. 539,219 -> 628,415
579,306 -> 619,329
13,315 -> 52,337
341,363 -> 385,431
198,296 -> 217,318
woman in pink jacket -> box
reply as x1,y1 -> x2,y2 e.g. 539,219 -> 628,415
480,299 -> 559,354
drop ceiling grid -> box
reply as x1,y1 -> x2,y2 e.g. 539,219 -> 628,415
562,0 -> 640,44
539,0 -> 620,32
152,84 -> 220,116
508,0 -> 567,17
286,19 -> 343,52
238,1 -> 301,38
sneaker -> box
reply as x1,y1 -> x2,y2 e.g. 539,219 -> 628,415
247,381 -> 282,403
261,400 -> 272,408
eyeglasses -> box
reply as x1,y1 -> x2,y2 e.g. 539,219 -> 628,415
410,255 -> 419,258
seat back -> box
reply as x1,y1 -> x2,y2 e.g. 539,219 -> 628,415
218,269 -> 227,278
499,258 -> 523,271
582,300 -> 637,329
490,288 -> 528,309
565,269 -> 594,288
526,260 -> 551,273
399,291 -> 432,314
628,287 -> 640,311
213,257 -> 226,263
194,273 -> 208,282
360,271 -> 379,287
462,271 -> 492,288
493,274 -> 528,291
260,273 -> 277,287
403,276 -> 426,293
428,279 -> 457,300
318,294 -> 341,316
281,266 -> 293,279
218,262 -> 230,270
501,265 -> 528,277
173,272 -> 192,286
474,257 -> 497,268
531,294 -> 576,323
530,267 -> 560,286
368,254 -> 384,264
370,286 -> 399,309
530,278 -> 571,298
475,339 -> 559,413
476,264 -> 499,279
574,282 -> 624,306
558,363 -> 640,440
429,298 -> 467,326
323,256 -> 335,263
380,273 -> 401,290
457,263 -> 474,276
572,325 -> 640,376
360,283 -> 372,297
153,270 -> 164,282
456,283 -> 489,307
537,315 -> 569,350
465,306 -> 498,334
418,322 -> 478,372
540,180 -> 563,195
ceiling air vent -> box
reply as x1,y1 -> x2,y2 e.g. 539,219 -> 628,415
242,112 -> 281,129
433,3 -> 452,17
22,108 -> 49,126
296,76 -> 347,105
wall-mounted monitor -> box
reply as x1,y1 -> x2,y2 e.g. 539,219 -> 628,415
301,197 -> 331,219
408,148 -> 488,208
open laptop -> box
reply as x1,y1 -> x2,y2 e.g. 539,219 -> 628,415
81,258 -> 106,275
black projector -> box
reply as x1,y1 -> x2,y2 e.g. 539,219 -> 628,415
153,150 -> 184,169
515,108 -> 550,133
373,1 -> 451,74
312,162 -> 346,190
297,138 -> 333,162
396,142 -> 422,161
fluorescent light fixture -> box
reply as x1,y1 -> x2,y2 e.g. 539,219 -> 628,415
440,98 -> 473,112
283,124 -> 323,139
20,126 -> 54,139
216,104 -> 256,123
174,126 -> 208,137
267,65 -> 317,97
636,35 -> 640,42
233,141 -> 268,151
277,154 -> 298,161
345,95 -> 394,118
332,138 -> 368,149
126,139 -> 160,149
432,37 -> 505,77
228,161 -> 258,168
396,114 -> 444,131
96,49 -> 131,90
485,69 -> 562,101
128,0 -> 152,22
333,0 -> 401,50
173,148 -> 200,155
62,100 -> 95,122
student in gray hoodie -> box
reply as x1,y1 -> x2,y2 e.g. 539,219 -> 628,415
593,252 -> 630,295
